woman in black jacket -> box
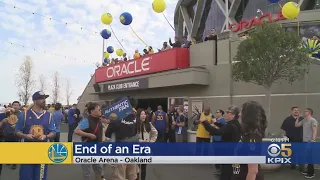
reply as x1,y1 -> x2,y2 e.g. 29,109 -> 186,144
232,101 -> 267,180
200,105 -> 242,180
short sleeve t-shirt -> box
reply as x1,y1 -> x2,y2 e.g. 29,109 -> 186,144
196,113 -> 213,138
301,117 -> 318,142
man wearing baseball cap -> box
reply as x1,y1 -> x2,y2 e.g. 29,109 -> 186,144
15,91 -> 56,180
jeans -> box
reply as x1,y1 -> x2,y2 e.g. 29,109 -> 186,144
137,164 -> 147,180
68,123 -> 77,142
19,164 -> 48,180
50,132 -> 60,142
164,130 -> 175,142
305,142 -> 315,175
220,164 -> 232,180
156,131 -> 165,142
81,164 -> 103,180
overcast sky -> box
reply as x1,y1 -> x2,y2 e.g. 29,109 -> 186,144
0,0 -> 177,105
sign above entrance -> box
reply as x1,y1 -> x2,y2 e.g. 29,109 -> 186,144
95,48 -> 190,83
229,11 -> 286,32
103,78 -> 149,92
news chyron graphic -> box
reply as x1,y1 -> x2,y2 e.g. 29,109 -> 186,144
48,143 -> 68,163
267,143 -> 292,164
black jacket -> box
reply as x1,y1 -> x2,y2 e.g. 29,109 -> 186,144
169,39 -> 181,48
202,119 -> 241,142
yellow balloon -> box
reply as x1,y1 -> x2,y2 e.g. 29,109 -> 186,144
116,49 -> 124,56
101,13 -> 113,25
104,52 -> 110,59
152,0 -> 166,13
282,2 -> 300,20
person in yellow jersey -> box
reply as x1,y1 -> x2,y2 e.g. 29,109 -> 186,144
195,106 -> 213,142
133,50 -> 141,59
148,46 -> 154,54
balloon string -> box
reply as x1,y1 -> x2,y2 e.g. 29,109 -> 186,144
297,21 -> 300,36
129,25 -> 148,47
162,13 -> 175,31
109,25 -> 127,52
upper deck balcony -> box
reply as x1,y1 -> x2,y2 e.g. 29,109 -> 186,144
95,48 -> 190,83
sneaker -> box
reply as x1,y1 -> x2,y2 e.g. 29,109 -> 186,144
304,174 -> 315,179
302,172 -> 308,175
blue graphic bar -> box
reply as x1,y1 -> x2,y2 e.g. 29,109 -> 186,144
72,142 -> 320,164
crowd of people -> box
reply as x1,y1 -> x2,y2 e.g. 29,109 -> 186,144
0,88 -> 318,180
99,34 -> 205,67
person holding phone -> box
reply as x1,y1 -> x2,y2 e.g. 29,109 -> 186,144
295,108 -> 318,179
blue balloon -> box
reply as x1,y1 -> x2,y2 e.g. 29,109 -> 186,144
107,46 -> 114,53
100,29 -> 111,39
120,12 -> 133,26
268,0 -> 280,3
104,58 -> 109,64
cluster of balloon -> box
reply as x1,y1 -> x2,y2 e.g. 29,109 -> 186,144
116,49 -> 124,56
152,0 -> 166,13
120,12 -> 133,26
100,13 -> 113,40
281,2 -> 300,20
100,29 -> 111,39
101,12 -> 126,57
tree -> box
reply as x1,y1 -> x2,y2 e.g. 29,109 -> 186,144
16,56 -> 35,105
52,71 -> 61,104
232,23 -> 311,128
65,78 -> 73,106
39,74 -> 47,92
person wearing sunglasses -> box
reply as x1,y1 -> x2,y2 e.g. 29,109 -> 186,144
200,105 -> 241,180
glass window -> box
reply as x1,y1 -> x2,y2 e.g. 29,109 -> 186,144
202,1 -> 225,39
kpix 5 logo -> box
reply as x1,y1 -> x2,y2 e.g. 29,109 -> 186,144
267,143 -> 292,164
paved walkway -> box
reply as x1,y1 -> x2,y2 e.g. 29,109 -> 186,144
1,124 -> 319,180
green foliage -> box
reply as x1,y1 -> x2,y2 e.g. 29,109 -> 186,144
232,23 -> 311,88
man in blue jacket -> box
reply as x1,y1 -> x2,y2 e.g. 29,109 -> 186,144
67,104 -> 78,142
213,109 -> 226,175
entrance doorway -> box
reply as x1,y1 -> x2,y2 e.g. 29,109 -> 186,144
137,98 -> 168,112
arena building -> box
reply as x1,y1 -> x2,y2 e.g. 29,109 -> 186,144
78,0 -> 320,137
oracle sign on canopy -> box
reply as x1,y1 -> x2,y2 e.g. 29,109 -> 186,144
229,11 -> 286,32
95,48 -> 190,83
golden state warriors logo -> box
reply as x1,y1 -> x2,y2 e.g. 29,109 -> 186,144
232,164 -> 240,174
48,143 -> 68,163
29,125 -> 44,138
7,115 -> 18,126
109,113 -> 118,120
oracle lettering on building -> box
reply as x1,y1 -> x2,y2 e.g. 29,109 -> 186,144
229,11 -> 286,32
95,48 -> 190,82
106,57 -> 151,79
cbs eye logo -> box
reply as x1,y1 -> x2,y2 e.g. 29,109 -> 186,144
267,144 -> 292,157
